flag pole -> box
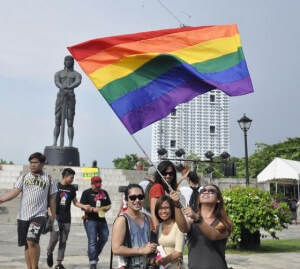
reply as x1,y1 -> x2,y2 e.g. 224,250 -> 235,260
130,134 -> 185,207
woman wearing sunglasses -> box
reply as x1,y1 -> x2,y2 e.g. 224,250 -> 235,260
149,161 -> 177,228
170,184 -> 232,269
154,195 -> 184,269
112,184 -> 157,268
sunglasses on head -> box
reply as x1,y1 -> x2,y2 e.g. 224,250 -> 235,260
162,171 -> 174,176
128,194 -> 145,201
200,188 -> 217,195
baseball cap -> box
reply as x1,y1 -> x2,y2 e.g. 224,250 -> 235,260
147,166 -> 156,177
91,176 -> 102,186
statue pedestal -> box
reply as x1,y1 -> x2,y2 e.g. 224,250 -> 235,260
44,146 -> 80,166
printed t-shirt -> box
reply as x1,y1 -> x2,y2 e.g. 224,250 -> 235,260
80,188 -> 111,222
14,172 -> 57,221
56,182 -> 76,223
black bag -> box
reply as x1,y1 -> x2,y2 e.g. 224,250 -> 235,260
41,175 -> 53,234
41,215 -> 52,234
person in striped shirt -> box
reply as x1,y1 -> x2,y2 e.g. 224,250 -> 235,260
0,152 -> 57,269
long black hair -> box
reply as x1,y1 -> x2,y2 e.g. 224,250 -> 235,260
154,160 -> 177,193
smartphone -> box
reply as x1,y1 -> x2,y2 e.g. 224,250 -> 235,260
150,230 -> 158,244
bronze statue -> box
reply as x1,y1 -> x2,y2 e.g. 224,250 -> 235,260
53,56 -> 82,147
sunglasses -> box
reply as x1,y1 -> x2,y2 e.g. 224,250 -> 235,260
162,171 -> 174,176
128,194 -> 145,201
200,188 -> 217,195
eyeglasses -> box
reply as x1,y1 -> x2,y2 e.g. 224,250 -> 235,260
128,194 -> 145,201
158,206 -> 170,211
162,171 -> 174,177
200,188 -> 217,195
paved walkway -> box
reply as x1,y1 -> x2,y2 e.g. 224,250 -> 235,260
0,224 -> 300,268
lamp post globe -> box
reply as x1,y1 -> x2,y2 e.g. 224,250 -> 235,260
238,114 -> 252,185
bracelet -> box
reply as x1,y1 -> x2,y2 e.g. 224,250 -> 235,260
193,216 -> 204,224
174,203 -> 183,209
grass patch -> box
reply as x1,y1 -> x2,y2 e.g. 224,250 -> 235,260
184,239 -> 300,255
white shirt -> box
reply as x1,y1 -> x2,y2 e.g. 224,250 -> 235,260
14,172 -> 57,220
179,185 -> 202,207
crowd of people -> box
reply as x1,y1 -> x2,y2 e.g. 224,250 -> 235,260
0,153 -> 234,269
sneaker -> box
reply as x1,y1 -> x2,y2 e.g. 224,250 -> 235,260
47,253 -> 53,267
90,264 -> 96,269
55,264 -> 66,269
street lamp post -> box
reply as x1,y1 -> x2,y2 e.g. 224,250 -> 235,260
238,114 -> 252,185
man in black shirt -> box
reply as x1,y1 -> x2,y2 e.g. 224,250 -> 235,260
80,176 -> 111,269
46,168 -> 91,269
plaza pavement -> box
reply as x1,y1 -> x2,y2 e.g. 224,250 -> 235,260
0,224 -> 300,269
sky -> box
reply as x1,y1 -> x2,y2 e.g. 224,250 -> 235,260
0,0 -> 299,168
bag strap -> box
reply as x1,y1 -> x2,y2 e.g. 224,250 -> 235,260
109,213 -> 132,269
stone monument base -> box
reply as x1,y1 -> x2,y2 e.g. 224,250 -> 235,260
44,146 -> 80,166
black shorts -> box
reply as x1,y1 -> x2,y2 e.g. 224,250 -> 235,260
17,216 -> 46,247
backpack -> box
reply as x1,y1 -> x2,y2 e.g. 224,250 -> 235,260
143,181 -> 154,212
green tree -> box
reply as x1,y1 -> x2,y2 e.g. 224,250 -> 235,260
0,159 -> 14,164
113,154 -> 139,170
113,154 -> 150,170
236,137 -> 300,178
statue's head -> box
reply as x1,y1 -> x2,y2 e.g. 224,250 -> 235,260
64,55 -> 74,69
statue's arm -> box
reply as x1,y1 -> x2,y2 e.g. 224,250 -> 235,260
54,71 -> 64,89
67,72 -> 82,89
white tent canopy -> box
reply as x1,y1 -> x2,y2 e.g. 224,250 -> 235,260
257,157 -> 300,183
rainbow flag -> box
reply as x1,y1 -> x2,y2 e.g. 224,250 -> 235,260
68,24 -> 253,134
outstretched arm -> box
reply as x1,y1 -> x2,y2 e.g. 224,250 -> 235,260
0,188 -> 21,204
73,197 -> 91,211
176,168 -> 189,190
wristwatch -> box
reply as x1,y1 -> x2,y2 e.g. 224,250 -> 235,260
193,216 -> 204,224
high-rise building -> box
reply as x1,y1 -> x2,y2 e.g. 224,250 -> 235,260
151,90 -> 229,164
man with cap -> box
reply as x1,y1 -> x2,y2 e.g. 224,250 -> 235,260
80,176 -> 111,269
139,166 -> 156,215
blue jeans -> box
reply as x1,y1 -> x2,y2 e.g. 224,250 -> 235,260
84,220 -> 109,264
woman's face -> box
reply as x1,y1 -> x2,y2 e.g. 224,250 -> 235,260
158,200 -> 172,221
199,185 -> 219,204
162,166 -> 175,184
127,187 -> 144,211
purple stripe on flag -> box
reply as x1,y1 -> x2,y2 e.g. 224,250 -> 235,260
120,79 -> 214,134
204,76 -> 254,96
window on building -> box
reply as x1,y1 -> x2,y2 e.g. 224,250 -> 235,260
171,109 -> 176,116
210,95 -> 215,102
210,126 -> 215,134
170,140 -> 176,148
